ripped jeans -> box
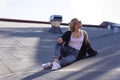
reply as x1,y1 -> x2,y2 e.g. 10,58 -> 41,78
54,43 -> 79,67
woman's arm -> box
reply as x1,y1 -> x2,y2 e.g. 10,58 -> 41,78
83,30 -> 88,45
57,31 -> 71,44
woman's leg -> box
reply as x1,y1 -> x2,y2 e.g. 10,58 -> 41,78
53,43 -> 78,70
58,45 -> 79,67
54,43 -> 68,59
42,43 -> 62,70
54,43 -> 62,58
59,55 -> 76,67
52,43 -> 63,70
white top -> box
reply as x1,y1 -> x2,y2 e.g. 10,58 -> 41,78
68,30 -> 84,50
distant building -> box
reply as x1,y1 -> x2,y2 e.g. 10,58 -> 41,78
100,21 -> 120,32
100,21 -> 120,27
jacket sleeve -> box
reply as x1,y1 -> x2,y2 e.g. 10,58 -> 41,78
77,40 -> 97,60
58,31 -> 71,46
61,31 -> 71,42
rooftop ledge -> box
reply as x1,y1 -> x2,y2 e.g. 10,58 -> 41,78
0,18 -> 105,28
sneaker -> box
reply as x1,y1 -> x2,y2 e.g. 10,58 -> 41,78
42,62 -> 52,69
52,62 -> 61,71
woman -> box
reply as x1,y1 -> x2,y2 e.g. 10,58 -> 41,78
42,18 -> 97,70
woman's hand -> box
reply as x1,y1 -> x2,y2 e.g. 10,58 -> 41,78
57,37 -> 63,44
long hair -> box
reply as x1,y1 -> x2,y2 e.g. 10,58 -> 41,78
69,18 -> 79,32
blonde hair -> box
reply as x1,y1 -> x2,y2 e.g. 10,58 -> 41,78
69,18 -> 80,32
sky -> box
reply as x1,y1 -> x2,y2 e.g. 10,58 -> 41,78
0,0 -> 120,25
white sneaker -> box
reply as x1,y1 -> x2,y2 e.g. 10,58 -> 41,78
52,62 -> 61,71
42,62 -> 52,69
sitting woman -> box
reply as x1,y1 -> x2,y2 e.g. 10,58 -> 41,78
42,18 -> 97,70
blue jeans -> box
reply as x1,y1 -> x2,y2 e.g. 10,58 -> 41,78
54,43 -> 79,67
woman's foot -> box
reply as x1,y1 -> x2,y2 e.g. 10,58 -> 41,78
52,58 -> 61,70
52,62 -> 61,71
42,62 -> 52,70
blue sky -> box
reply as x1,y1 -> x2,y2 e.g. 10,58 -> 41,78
0,0 -> 120,25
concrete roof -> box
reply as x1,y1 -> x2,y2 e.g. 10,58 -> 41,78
0,21 -> 120,80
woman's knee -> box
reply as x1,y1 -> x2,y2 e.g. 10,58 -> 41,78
59,55 -> 76,67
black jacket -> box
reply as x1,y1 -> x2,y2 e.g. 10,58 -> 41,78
61,31 -> 97,60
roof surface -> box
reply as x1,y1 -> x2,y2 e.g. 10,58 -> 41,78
0,21 -> 120,80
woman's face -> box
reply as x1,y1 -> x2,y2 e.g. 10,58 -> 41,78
74,20 -> 82,29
